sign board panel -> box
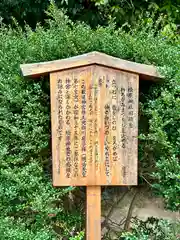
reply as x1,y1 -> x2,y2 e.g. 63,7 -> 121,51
50,65 -> 139,186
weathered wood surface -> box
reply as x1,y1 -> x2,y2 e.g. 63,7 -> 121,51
50,65 -> 139,186
21,51 -> 162,81
86,186 -> 101,240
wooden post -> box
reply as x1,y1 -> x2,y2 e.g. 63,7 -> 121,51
86,186 -> 101,240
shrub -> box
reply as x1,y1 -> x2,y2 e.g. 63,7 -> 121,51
121,218 -> 180,240
0,3 -> 179,239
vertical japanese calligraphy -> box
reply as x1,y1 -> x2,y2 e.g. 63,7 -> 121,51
127,85 -> 134,129
112,79 -> 117,162
65,78 -> 71,178
81,79 -> 87,177
104,104 -> 110,177
104,76 -> 111,177
88,83 -> 93,165
56,78 -> 63,174
94,79 -> 99,170
73,78 -> 79,177
120,87 -> 126,149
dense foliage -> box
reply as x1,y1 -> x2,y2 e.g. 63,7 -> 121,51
0,4 -> 179,239
0,0 -> 180,28
121,218 -> 180,240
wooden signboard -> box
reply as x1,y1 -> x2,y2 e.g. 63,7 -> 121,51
50,65 -> 138,186
20,51 -> 161,240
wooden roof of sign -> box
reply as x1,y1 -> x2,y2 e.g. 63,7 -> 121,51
20,51 -> 162,81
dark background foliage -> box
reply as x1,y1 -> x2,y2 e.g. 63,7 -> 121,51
0,0 -> 180,28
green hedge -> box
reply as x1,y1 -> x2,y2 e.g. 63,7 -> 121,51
0,4 -> 179,239
121,218 -> 180,240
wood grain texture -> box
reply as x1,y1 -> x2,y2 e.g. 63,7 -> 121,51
86,186 -> 101,240
21,51 -> 162,81
50,65 -> 138,186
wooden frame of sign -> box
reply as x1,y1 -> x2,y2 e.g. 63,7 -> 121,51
20,51 -> 162,240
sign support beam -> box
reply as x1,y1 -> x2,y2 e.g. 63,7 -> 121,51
86,186 -> 101,240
